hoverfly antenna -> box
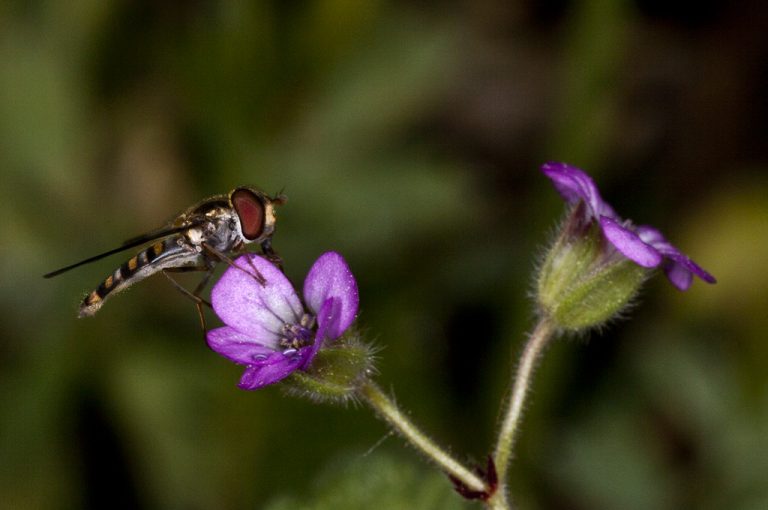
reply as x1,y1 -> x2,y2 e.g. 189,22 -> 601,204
272,187 -> 288,206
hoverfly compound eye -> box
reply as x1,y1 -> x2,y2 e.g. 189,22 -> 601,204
231,188 -> 266,241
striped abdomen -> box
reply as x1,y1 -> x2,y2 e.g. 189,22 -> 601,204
79,236 -> 201,317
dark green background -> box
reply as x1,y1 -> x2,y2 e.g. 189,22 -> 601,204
1,1 -> 766,509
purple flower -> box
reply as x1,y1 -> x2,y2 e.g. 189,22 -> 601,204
542,162 -> 716,290
206,251 -> 359,390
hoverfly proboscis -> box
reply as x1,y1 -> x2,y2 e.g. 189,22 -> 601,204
44,187 -> 286,321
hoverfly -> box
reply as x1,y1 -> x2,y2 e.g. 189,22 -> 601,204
44,187 -> 286,319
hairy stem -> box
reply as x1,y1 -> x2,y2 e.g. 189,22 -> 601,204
359,380 -> 487,494
492,318 -> 556,501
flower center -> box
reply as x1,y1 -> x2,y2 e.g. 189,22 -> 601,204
278,313 -> 316,350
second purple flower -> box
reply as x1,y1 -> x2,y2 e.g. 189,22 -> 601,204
542,162 -> 716,290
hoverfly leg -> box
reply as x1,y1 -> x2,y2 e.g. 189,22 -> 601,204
192,268 -> 214,333
195,301 -> 207,335
243,252 -> 271,286
193,269 -> 215,298
259,238 -> 284,272
161,268 -> 213,309
162,267 -> 214,335
201,243 -> 267,286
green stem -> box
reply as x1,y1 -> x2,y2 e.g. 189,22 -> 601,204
358,380 -> 487,495
487,494 -> 511,510
492,318 -> 556,503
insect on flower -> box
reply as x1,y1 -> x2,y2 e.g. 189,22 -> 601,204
44,187 -> 286,319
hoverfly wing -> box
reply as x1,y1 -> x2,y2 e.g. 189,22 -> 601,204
118,217 -> 206,248
43,220 -> 206,279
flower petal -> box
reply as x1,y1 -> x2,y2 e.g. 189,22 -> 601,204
661,252 -> 717,289
600,216 -> 663,267
206,326 -> 275,365
637,225 -> 717,287
542,162 -> 617,219
211,254 -> 303,346
635,225 -> 666,245
663,261 -> 694,291
671,256 -> 716,284
303,252 -> 359,339
236,350 -> 306,390
300,298 -> 334,369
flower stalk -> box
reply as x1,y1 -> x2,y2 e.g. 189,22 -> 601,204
358,380 -> 488,496
491,318 -> 555,505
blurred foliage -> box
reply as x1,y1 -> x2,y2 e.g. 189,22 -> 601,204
264,452 -> 470,510
1,0 -> 766,509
